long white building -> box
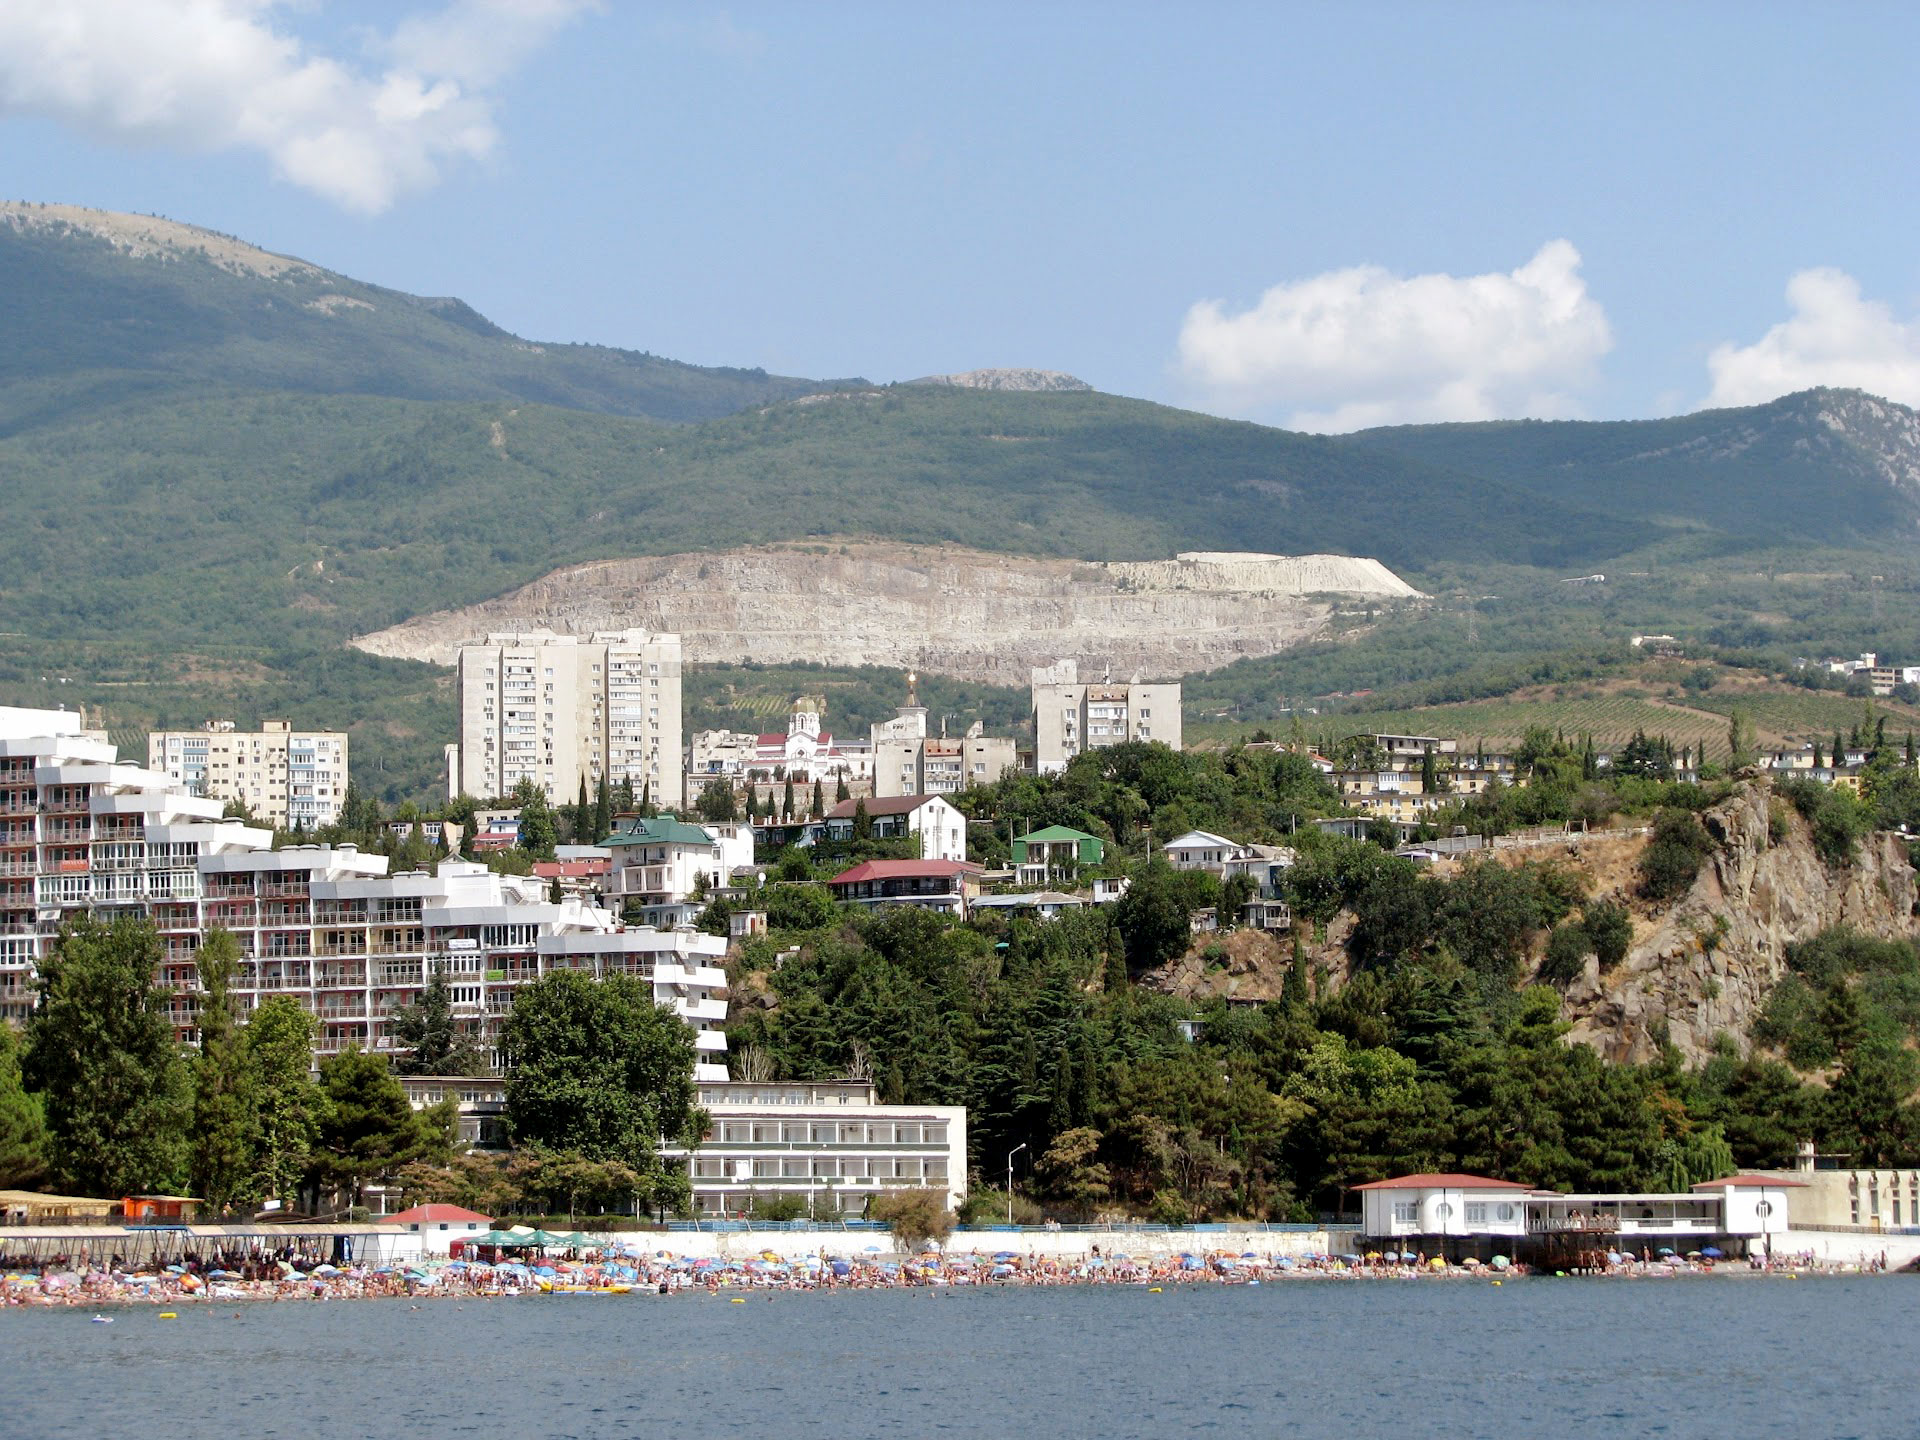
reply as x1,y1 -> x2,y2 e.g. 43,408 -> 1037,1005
451,629 -> 684,810
0,706 -> 726,1078
677,1079 -> 967,1219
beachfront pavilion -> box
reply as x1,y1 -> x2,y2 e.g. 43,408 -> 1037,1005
1356,1171 -> 1801,1262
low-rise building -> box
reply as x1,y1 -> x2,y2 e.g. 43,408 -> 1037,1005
1011,825 -> 1105,885
679,1080 -> 966,1218
1162,830 -> 1251,873
1356,1171 -> 1798,1259
969,890 -> 1087,921
827,859 -> 983,916
822,794 -> 969,863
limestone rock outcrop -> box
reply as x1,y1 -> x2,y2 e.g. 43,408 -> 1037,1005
350,541 -> 1423,684
1563,779 -> 1919,1064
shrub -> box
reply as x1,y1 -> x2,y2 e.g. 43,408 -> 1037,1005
870,1187 -> 957,1251
1540,921 -> 1595,985
1638,808 -> 1715,901
1582,900 -> 1633,968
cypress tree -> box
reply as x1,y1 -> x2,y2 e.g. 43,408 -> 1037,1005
810,779 -> 825,818
575,776 -> 590,844
835,774 -> 849,804
782,777 -> 795,821
594,776 -> 612,839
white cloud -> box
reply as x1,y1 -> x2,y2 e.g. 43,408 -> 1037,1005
1175,240 -> 1613,432
1706,268 -> 1920,410
0,1 -> 595,214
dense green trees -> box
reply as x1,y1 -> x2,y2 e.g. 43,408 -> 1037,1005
23,916 -> 190,1195
0,1020 -> 47,1189
315,1046 -> 450,1207
500,970 -> 704,1213
247,997 -> 326,1206
389,968 -> 487,1075
189,929 -> 254,1212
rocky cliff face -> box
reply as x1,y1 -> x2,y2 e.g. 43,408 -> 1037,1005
1564,779 -> 1919,1064
350,541 -> 1422,683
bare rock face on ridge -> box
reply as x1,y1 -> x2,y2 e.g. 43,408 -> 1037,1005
350,541 -> 1425,684
906,369 -> 1093,392
1563,778 -> 1919,1065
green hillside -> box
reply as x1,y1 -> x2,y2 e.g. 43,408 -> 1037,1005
8,203 -> 1920,804
0,205 -> 845,421
1343,389 -> 1920,548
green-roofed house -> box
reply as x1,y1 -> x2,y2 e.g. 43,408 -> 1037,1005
1011,825 -> 1104,885
601,814 -> 751,929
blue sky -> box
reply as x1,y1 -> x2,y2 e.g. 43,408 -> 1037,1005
3,1 -> 1919,429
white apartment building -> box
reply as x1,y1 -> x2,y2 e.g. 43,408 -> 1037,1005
452,629 -> 684,810
148,720 -> 349,831
1031,659 -> 1182,774
0,707 -> 727,1079
677,1080 -> 967,1218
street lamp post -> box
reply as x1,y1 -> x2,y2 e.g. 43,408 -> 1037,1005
1007,1143 -> 1028,1225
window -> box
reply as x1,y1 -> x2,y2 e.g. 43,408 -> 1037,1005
1464,1203 -> 1487,1225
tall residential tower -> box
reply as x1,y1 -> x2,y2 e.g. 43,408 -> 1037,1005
452,629 -> 684,809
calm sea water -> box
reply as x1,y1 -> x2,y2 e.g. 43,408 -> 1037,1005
3,1277 -> 1913,1439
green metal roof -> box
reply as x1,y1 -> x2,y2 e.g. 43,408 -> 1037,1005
601,816 -> 717,847
1016,825 -> 1102,844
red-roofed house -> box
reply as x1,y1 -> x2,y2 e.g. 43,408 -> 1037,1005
387,1203 -> 492,1254
827,859 -> 984,916
823,794 -> 968,862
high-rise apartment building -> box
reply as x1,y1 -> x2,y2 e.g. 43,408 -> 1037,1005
452,629 -> 684,811
1030,659 -> 1183,774
147,720 -> 349,830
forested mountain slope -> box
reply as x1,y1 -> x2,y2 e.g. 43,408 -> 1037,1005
1345,389 -> 1920,548
0,203 -> 841,421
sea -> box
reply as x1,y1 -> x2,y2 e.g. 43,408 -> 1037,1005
3,1276 -> 1913,1439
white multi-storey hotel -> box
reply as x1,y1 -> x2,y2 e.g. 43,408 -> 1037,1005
451,629 -> 684,810
0,706 -> 726,1078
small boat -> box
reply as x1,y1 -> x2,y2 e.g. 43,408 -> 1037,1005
91,1315 -> 114,1324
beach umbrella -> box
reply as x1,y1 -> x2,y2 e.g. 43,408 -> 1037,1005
312,1264 -> 341,1276
1275,1257 -> 1296,1269
830,1261 -> 852,1276
1489,1255 -> 1509,1270
992,1251 -> 1018,1261
1700,1247 -> 1724,1259
1656,1247 -> 1676,1256
209,1270 -> 242,1280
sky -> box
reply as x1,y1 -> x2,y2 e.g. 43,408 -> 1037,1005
3,1 -> 1920,431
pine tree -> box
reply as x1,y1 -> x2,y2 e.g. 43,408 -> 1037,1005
190,928 -> 254,1214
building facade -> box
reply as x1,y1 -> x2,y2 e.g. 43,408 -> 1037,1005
453,629 -> 684,810
0,706 -> 727,1079
822,794 -> 969,863
1031,660 -> 1182,774
601,815 -> 753,930
678,1080 -> 967,1218
147,720 -> 349,831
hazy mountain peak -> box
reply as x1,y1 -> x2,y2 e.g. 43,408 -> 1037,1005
0,200 -> 320,280
908,368 -> 1092,392
1795,387 -> 1920,495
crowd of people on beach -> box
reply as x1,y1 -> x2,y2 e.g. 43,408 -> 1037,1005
0,1238 -> 1894,1309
